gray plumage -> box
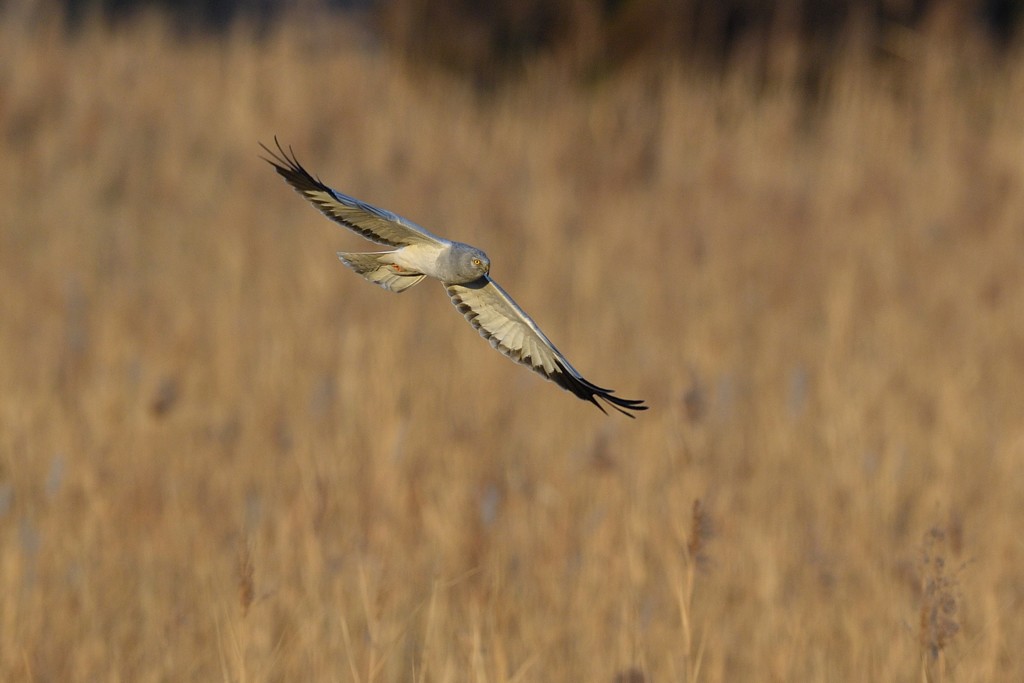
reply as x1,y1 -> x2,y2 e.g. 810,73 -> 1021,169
436,243 -> 491,284
261,138 -> 647,416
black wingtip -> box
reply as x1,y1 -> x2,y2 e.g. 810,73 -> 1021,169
553,360 -> 647,417
259,137 -> 307,181
599,394 -> 648,418
259,137 -> 324,185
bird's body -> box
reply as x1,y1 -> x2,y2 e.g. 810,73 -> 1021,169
261,139 -> 646,416
387,242 -> 449,278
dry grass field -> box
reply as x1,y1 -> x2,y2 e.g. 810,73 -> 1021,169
3,5 -> 1024,681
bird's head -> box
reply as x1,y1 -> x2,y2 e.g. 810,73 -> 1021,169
450,244 -> 490,283
469,250 -> 490,275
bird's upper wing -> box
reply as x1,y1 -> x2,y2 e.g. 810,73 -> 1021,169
447,276 -> 647,417
261,138 -> 446,248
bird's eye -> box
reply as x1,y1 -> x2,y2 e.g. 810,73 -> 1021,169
473,258 -> 482,266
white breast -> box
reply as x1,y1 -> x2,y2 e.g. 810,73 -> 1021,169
388,243 -> 447,279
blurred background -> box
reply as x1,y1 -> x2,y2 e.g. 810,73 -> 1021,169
2,0 -> 1024,680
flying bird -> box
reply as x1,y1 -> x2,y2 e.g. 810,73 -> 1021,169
261,138 -> 647,417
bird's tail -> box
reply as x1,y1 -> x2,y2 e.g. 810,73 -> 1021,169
337,251 -> 426,293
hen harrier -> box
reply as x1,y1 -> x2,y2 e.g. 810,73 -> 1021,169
261,139 -> 647,417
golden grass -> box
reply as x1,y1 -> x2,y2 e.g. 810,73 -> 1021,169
3,7 -> 1024,681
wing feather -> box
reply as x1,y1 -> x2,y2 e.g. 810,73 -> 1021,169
446,276 -> 647,416
261,138 -> 445,248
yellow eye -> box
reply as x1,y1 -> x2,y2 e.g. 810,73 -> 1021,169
473,258 -> 482,266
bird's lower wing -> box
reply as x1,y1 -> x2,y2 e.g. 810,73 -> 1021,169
446,276 -> 647,416
261,138 -> 446,248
